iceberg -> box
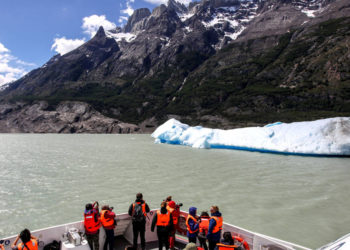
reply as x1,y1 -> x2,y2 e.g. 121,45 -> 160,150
151,117 -> 350,156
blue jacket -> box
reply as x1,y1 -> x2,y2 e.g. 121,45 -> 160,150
187,207 -> 199,238
207,211 -> 222,241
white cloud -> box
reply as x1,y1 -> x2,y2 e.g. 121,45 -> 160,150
51,37 -> 86,56
118,16 -> 129,24
0,43 -> 35,86
16,59 -> 37,67
0,42 -> 9,53
0,73 -> 17,86
82,15 -> 117,38
121,1 -> 134,16
143,0 -> 192,5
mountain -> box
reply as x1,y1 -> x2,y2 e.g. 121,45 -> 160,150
1,0 -> 350,132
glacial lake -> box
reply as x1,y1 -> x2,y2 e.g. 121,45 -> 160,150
0,134 -> 349,248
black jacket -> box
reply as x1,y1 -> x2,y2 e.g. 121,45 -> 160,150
128,199 -> 150,220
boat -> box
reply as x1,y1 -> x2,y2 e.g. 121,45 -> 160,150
0,210 -> 348,250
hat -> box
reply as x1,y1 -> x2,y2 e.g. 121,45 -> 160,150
168,201 -> 176,209
184,243 -> 197,250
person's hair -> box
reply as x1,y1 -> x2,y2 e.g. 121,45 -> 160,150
223,232 -> 234,245
161,201 -> 167,208
136,193 -> 143,199
85,203 -> 93,210
20,229 -> 31,243
211,206 -> 219,213
125,245 -> 136,250
200,211 -> 209,217
102,205 -> 109,210
166,196 -> 172,202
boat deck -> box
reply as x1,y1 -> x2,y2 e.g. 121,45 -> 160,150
1,210 -> 313,250
114,235 -> 187,250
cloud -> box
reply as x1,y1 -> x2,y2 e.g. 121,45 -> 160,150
118,16 -> 129,24
51,37 -> 86,56
0,42 -> 9,53
0,43 -> 36,86
82,15 -> 117,38
51,15 -> 117,56
143,0 -> 192,5
121,0 -> 134,16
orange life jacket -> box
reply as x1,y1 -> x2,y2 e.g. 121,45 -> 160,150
18,240 -> 38,250
216,243 -> 238,250
156,210 -> 171,226
199,217 -> 210,235
186,215 -> 199,234
101,209 -> 114,228
132,202 -> 147,217
84,210 -> 101,233
211,216 -> 223,234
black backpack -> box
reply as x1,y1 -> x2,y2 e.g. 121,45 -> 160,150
133,203 -> 145,223
43,241 -> 60,250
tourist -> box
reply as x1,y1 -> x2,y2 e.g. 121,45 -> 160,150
151,201 -> 173,250
166,200 -> 180,249
101,205 -> 117,250
84,201 -> 101,250
215,232 -> 239,250
198,211 -> 210,250
11,229 -> 38,250
186,207 -> 199,243
207,206 -> 223,250
128,193 -> 150,250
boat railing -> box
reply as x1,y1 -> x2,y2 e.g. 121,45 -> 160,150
0,210 -> 311,250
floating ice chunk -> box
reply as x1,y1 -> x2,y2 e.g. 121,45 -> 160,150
151,117 -> 350,156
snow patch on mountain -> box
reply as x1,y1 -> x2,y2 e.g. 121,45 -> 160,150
106,30 -> 137,43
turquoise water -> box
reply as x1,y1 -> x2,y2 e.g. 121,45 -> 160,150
0,134 -> 349,248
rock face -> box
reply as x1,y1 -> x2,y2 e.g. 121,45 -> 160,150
0,0 -> 350,132
124,8 -> 151,33
0,102 -> 140,133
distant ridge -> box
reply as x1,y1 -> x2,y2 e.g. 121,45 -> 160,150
0,0 -> 350,133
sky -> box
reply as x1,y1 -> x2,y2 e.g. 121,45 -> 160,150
0,0 -> 193,86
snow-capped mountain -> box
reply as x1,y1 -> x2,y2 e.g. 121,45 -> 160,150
1,0 -> 349,132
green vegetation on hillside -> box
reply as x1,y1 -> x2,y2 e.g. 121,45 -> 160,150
4,17 -> 350,127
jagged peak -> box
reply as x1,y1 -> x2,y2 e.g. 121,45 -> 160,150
167,0 -> 188,13
94,26 -> 106,38
151,4 -> 168,17
124,8 -> 151,33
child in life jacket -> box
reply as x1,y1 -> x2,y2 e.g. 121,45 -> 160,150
198,211 -> 210,250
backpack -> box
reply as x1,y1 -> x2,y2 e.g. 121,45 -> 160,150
133,203 -> 145,223
43,241 -> 60,250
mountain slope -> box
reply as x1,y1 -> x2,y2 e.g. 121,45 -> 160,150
1,0 -> 350,131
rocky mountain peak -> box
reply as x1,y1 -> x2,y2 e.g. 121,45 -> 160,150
94,26 -> 107,38
167,0 -> 188,13
124,8 -> 151,33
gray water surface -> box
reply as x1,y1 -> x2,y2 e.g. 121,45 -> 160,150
0,134 -> 349,249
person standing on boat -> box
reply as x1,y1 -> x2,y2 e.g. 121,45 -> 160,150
128,193 -> 150,250
207,206 -> 223,250
151,201 -> 174,250
101,205 -> 116,250
11,229 -> 38,250
186,207 -> 199,244
166,200 -> 180,250
84,202 -> 101,250
198,211 -> 210,250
